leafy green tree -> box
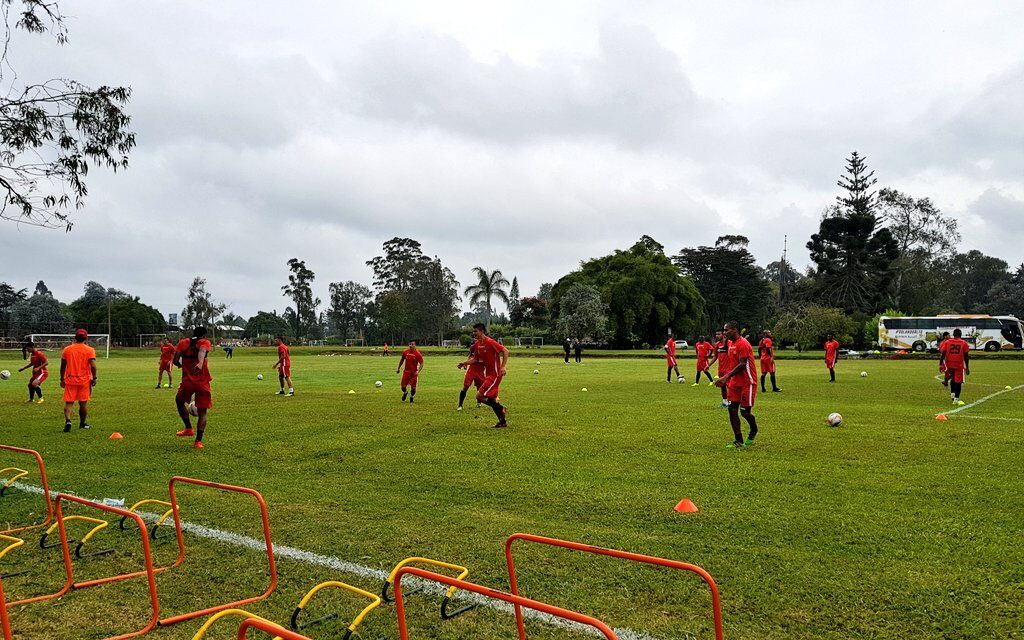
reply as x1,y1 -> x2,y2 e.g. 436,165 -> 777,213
982,264 -> 1024,319
1,0 -> 135,230
220,313 -> 245,330
66,281 -> 129,319
180,277 -> 225,330
772,304 -> 854,351
366,238 -> 430,293
281,258 -> 321,339
806,152 -> 899,313
243,311 -> 291,338
463,267 -> 510,330
507,277 -> 522,326
674,235 -> 773,333
407,258 -> 460,343
556,284 -> 607,340
537,283 -> 553,302
552,237 -> 704,347
78,296 -> 163,344
0,282 -> 28,335
326,281 -> 372,339
33,280 -> 51,297
864,308 -> 904,347
517,296 -> 549,327
931,250 -> 1010,312
372,290 -> 410,343
9,293 -> 72,336
764,259 -> 803,304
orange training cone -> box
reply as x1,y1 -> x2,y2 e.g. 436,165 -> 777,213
674,498 -> 699,513
935,414 -> 948,421
109,432 -> 124,440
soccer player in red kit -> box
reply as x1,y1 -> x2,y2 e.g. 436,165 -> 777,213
707,329 -> 732,407
758,330 -> 781,393
397,340 -> 424,402
824,334 -> 840,382
173,326 -> 212,449
458,323 -> 509,428
715,321 -> 759,448
274,336 -> 294,396
457,339 -> 485,410
692,337 -> 714,386
18,341 -> 48,404
664,335 -> 684,384
156,337 -> 175,389
939,328 -> 970,405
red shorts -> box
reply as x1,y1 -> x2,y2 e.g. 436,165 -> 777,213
279,364 -> 291,378
727,383 -> 757,408
401,370 -> 419,388
947,368 -> 965,384
825,357 -> 837,369
666,356 -> 677,368
696,359 -> 708,371
31,369 -> 48,386
159,359 -> 172,372
176,380 -> 212,409
464,367 -> 485,389
760,359 -> 775,374
478,375 -> 502,400
63,383 -> 91,403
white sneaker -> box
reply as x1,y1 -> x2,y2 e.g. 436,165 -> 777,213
457,406 -> 463,411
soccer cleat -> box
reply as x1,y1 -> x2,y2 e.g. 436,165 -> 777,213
720,400 -> 729,408
276,390 -> 286,395
772,388 -> 782,392
457,406 -> 463,411
176,428 -> 195,437
401,392 -> 408,402
287,391 -> 295,396
193,441 -> 204,449
492,421 -> 508,428
726,441 -> 745,449
80,423 -> 90,430
744,438 -> 756,446
36,398 -> 44,404
761,388 -> 766,394
25,399 -> 33,403
409,397 -> 414,403
155,384 -> 162,389
63,422 -> 72,433
708,381 -> 714,387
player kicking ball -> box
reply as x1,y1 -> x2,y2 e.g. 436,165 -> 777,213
715,321 -> 759,449
397,340 -> 424,402
173,327 -> 213,449
18,341 -> 48,404
939,328 -> 970,406
458,323 -> 509,428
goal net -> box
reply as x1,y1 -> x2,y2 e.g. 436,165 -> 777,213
139,333 -> 167,348
442,339 -> 462,348
344,338 -> 365,347
27,334 -> 111,359
514,336 -> 544,348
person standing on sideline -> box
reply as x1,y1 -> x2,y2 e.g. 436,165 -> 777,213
707,329 -> 732,407
692,336 -> 714,386
563,338 -> 571,364
274,336 -> 294,396
458,323 -> 509,428
939,328 -> 970,405
382,342 -> 390,357
824,334 -> 840,382
573,338 -> 583,363
664,335 -> 684,383
174,326 -> 212,449
19,341 -> 48,404
715,321 -> 759,449
397,339 -> 424,402
157,337 -> 175,388
758,330 -> 781,393
60,329 -> 97,432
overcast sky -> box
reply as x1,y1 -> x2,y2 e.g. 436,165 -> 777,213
3,0 -> 1023,320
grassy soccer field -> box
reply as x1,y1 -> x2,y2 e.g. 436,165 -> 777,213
1,348 -> 1022,640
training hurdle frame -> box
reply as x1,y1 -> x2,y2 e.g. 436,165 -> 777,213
237,617 -> 314,639
393,566 -> 619,640
1,534 -> 25,640
380,557 -> 476,619
0,446 -> 53,536
504,533 -> 725,640
5,494 -> 160,640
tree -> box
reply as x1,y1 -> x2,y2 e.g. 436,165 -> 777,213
555,284 -> 607,340
371,290 -> 410,343
982,264 -> 1024,319
366,238 -> 430,293
806,152 -> 899,313
537,283 -> 553,302
221,312 -> 245,329
864,308 -> 904,347
674,236 -> 773,333
243,311 -> 291,339
180,277 -> 225,330
33,280 -> 51,297
764,259 -> 803,304
517,296 -> 549,327
0,281 -> 28,335
66,281 -> 130,319
326,281 -> 372,339
78,296 -> 163,345
8,293 -> 72,336
551,237 -> 704,347
1,0 -> 135,230
407,258 -> 460,344
876,188 -> 960,310
507,277 -> 522,326
463,267 -> 510,330
281,258 -> 321,339
772,304 -> 854,351
931,250 -> 1010,312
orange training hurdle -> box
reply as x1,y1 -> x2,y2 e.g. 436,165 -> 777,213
236,617 -> 314,639
0,446 -> 53,536
504,533 -> 724,640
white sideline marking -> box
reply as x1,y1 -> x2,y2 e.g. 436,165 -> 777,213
953,415 -> 1024,423
11,482 -> 671,640
939,384 -> 1024,417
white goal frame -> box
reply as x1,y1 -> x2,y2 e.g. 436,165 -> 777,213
514,336 -> 545,348
442,339 -> 462,348
138,333 -> 167,348
28,333 -> 111,359
344,338 -> 365,347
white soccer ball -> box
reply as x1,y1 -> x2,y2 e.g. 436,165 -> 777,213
0,370 -> 9,380
375,380 -> 383,388
533,369 -> 539,375
860,371 -> 868,378
257,374 -> 264,381
827,412 -> 843,427
187,401 -> 199,417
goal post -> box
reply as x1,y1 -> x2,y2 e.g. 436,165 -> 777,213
139,333 -> 167,348
344,338 -> 365,347
27,334 -> 111,359
514,337 -> 544,348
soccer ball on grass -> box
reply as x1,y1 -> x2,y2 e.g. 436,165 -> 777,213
375,380 -> 383,388
860,371 -> 868,377
187,401 -> 199,417
257,374 -> 264,380
827,412 -> 843,427
0,370 -> 10,380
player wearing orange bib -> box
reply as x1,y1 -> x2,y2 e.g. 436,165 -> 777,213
173,326 -> 212,449
457,339 -> 485,410
18,341 -> 48,404
758,330 -> 781,393
939,328 -> 970,405
60,329 -> 97,432
156,337 -> 175,389
458,323 -> 509,428
274,337 -> 294,396
715,321 -> 759,449
397,340 -> 424,402
824,335 -> 840,383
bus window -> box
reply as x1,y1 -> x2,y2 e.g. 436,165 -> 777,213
1001,319 -> 1023,349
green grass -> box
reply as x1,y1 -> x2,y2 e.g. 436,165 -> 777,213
1,349 -> 1022,639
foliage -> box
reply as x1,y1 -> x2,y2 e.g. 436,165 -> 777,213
675,235 -> 773,333
773,304 -> 854,350
463,267 -> 510,330
555,283 -> 607,340
864,308 -> 904,347
221,312 -> 245,329
537,282 -> 553,302
243,311 -> 291,338
76,296 -> 164,344
8,292 -> 72,336
326,281 -> 372,339
514,296 -> 548,328
507,277 -> 521,326
552,237 -> 704,347
406,257 -> 460,343
1,0 -> 136,229
366,237 -> 430,293
981,264 -> 1024,319
281,258 -> 321,339
65,281 -> 129,318
180,277 -> 225,330
0,281 -> 28,334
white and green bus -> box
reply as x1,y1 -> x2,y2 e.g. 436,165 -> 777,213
878,315 -> 1023,352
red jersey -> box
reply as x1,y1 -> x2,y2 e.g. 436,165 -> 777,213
277,343 -> 291,365
824,340 -> 840,361
758,337 -> 774,361
468,341 -> 485,372
30,351 -> 48,369
715,339 -> 733,374
696,341 -> 712,361
159,343 -> 175,362
474,336 -> 505,376
401,348 -> 423,372
726,336 -> 757,388
176,338 -> 212,383
940,338 -> 970,369
665,339 -> 676,358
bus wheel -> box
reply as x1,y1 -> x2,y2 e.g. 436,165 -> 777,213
984,341 -> 1001,352
912,341 -> 927,353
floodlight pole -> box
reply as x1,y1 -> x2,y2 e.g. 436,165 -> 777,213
106,299 -> 112,359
